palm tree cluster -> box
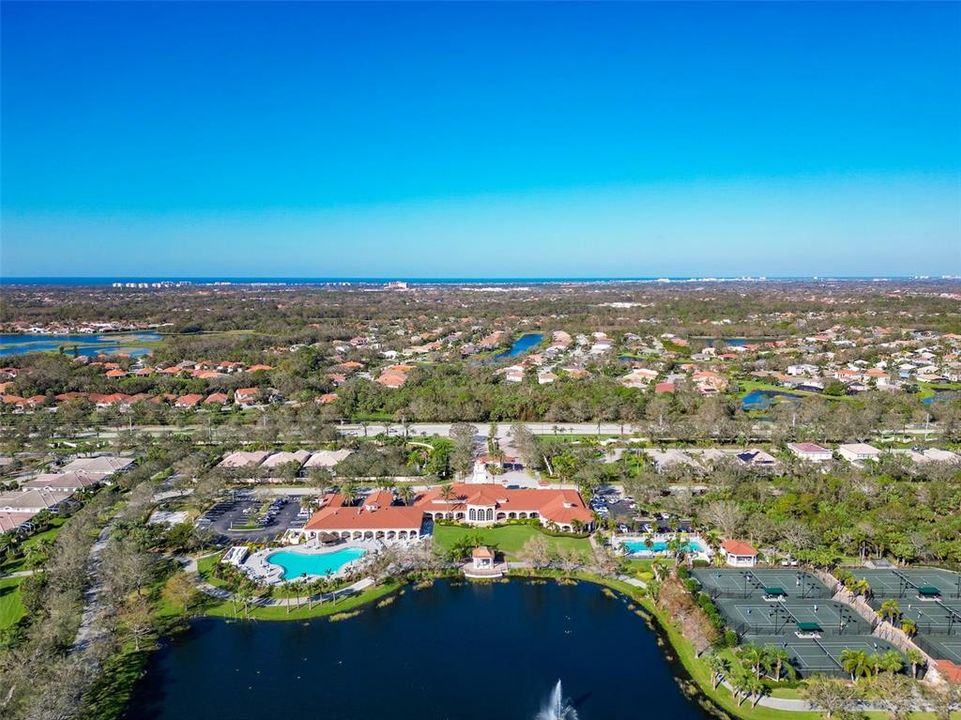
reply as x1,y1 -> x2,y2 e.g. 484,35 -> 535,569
838,647 -> 903,681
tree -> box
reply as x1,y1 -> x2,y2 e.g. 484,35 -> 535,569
763,645 -> 793,682
737,644 -> 767,680
879,598 -> 901,623
700,500 -> 746,538
839,648 -> 872,682
115,595 -> 154,652
449,422 -> 476,478
397,484 -> 415,506
905,648 -> 925,680
162,571 -> 198,613
867,673 -> 916,720
805,677 -> 862,719
704,652 -> 729,690
518,534 -> 552,569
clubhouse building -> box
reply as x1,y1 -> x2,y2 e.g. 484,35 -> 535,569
299,484 -> 594,544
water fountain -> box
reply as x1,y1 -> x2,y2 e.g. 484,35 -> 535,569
535,680 -> 578,720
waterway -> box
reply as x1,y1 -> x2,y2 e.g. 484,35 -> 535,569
0,332 -> 161,358
495,333 -> 544,359
128,579 -> 712,720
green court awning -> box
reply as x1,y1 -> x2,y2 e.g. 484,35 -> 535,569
797,622 -> 822,632
917,586 -> 941,597
763,587 -> 787,596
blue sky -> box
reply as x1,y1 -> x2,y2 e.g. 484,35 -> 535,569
2,2 -> 959,278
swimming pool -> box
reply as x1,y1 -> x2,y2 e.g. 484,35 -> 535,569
623,540 -> 706,555
267,548 -> 366,580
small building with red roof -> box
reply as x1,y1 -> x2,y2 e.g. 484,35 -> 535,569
721,539 -> 758,567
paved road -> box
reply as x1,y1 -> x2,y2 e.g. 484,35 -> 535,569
72,523 -> 113,653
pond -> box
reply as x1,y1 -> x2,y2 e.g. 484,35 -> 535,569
128,580 -> 712,720
922,389 -> 960,406
495,333 -> 543,359
0,332 -> 161,358
742,389 -> 802,410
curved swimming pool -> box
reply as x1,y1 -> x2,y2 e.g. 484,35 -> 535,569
267,547 -> 366,580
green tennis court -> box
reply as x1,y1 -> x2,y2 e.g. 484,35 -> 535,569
848,568 -> 961,599
691,568 -> 831,600
914,634 -> 961,665
716,599 -> 871,638
748,634 -> 901,677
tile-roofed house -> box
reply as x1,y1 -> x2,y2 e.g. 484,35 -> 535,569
786,442 -> 833,462
0,489 -> 74,513
174,393 -> 204,409
303,449 -> 353,469
234,387 -> 260,406
0,511 -> 38,533
21,472 -> 101,492
60,456 -> 135,477
218,451 -> 269,469
261,450 -> 311,470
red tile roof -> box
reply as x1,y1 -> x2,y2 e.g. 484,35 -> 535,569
722,539 -> 757,556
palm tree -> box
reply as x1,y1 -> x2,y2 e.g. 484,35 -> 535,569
438,483 -> 456,514
730,670 -> 754,707
705,653 -> 730,690
340,480 -> 358,506
397,484 -> 415,506
764,646 -> 792,682
839,649 -> 871,682
878,650 -> 903,675
879,599 -> 901,623
747,676 -> 767,707
900,618 -> 918,636
737,644 -> 767,680
905,648 -> 925,679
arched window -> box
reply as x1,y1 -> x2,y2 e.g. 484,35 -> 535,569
486,508 -> 493,521
469,508 -> 476,521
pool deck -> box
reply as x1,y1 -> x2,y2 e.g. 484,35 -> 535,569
243,542 -> 377,584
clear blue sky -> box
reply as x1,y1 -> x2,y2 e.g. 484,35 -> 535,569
2,1 -> 959,278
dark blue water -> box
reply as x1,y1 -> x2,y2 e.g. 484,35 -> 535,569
0,332 -> 161,358
127,580 -> 711,720
742,389 -> 802,410
495,333 -> 543,359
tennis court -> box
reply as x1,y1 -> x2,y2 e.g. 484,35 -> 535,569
848,568 -> 961,599
748,634 -> 901,677
891,598 -> 961,636
914,634 -> 961,665
691,568 -> 831,600
716,599 -> 872,638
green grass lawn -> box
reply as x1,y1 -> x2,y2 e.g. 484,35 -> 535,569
432,524 -> 591,560
0,576 -> 25,630
1,517 -> 68,575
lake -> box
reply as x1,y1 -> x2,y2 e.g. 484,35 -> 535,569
0,332 -> 161,358
496,333 -> 543,359
742,389 -> 802,410
128,580 -> 712,720
694,337 -> 778,348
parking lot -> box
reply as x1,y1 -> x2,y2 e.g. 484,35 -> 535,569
197,494 -> 308,543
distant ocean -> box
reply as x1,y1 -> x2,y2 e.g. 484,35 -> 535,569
0,275 -> 951,287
